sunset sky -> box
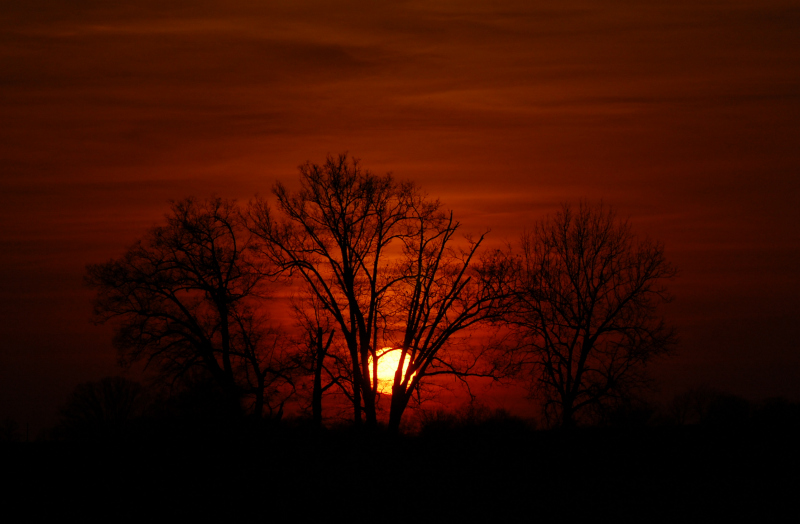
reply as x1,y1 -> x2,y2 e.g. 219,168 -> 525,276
1,0 -> 798,432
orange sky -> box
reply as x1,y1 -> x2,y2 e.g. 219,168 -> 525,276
1,0 -> 799,432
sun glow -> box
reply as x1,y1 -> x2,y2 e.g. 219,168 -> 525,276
371,348 -> 416,395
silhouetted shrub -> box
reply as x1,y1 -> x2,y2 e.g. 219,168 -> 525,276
666,387 -> 737,426
418,402 -> 532,438
0,418 -> 21,442
51,376 -> 150,441
662,387 -> 781,428
598,400 -> 657,428
752,397 -> 800,430
703,393 -> 751,427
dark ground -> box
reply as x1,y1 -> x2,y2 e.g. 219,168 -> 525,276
2,421 -> 796,522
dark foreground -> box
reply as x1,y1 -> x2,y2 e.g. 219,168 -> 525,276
3,423 -> 796,522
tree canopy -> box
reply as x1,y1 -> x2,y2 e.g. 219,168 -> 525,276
248,154 -> 514,430
86,197 -> 295,417
85,160 -> 677,432
510,202 -> 677,427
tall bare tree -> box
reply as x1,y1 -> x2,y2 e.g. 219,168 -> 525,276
512,202 -> 676,427
249,154 -> 512,430
249,154 -> 415,426
86,197 -> 295,417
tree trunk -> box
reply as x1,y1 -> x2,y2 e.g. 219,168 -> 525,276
351,357 -> 363,425
358,344 -> 377,428
253,383 -> 264,419
561,401 -> 576,429
312,328 -> 325,428
387,387 -> 411,434
218,301 -> 233,379
362,386 -> 377,428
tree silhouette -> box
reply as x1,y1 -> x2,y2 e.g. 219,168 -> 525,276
249,155 -> 415,426
86,198 -> 295,417
249,154 -> 512,430
0,418 -> 22,442
53,376 -> 149,440
512,202 -> 676,427
384,210 -> 516,432
291,294 -> 352,427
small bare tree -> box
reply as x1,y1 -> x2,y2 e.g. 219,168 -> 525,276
291,294 -> 355,428
512,202 -> 676,427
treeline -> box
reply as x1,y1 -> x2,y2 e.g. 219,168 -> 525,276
3,376 -> 797,442
6,385 -> 798,524
79,153 -> 677,433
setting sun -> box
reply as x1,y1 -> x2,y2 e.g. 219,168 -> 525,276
371,348 -> 416,394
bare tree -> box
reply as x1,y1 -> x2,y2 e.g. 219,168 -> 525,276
249,154 -> 512,430
384,210 -> 517,432
291,294 -> 354,428
249,154 -> 415,426
512,202 -> 676,428
85,197 -> 294,417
